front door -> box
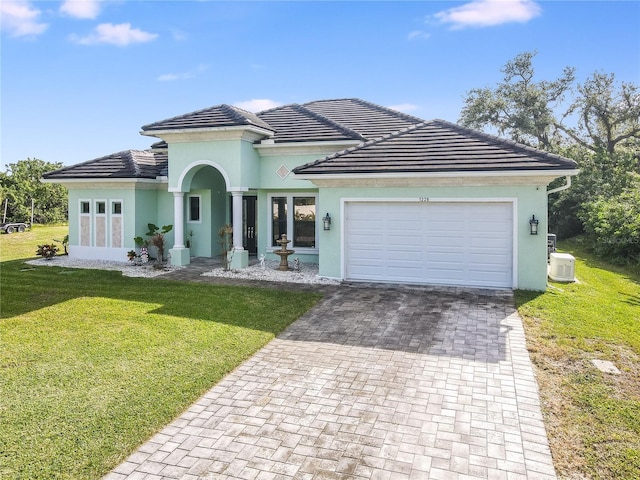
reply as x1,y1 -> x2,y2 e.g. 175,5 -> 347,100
244,196 -> 257,255
230,195 -> 257,255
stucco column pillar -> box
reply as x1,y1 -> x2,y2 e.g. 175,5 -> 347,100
169,192 -> 190,266
229,191 -> 249,269
231,191 -> 244,251
173,192 -> 185,248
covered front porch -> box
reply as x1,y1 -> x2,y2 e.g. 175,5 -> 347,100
168,162 -> 252,270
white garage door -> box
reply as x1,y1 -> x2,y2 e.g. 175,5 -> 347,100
345,202 -> 513,288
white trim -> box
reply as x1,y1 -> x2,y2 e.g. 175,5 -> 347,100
186,194 -> 202,223
267,193 -> 319,250
69,245 -> 131,262
140,125 -> 273,142
171,160 -> 232,192
94,199 -> 107,248
254,140 -> 361,157
294,169 -> 580,180
79,198 -> 91,247
109,199 -> 124,249
340,197 -> 518,289
41,178 -> 163,185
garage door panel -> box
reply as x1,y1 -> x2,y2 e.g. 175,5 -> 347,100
345,202 -> 513,288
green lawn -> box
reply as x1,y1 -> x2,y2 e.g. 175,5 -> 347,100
0,226 -> 321,479
516,238 -> 640,479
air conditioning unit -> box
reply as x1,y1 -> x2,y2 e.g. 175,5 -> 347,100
548,252 -> 576,282
547,233 -> 557,259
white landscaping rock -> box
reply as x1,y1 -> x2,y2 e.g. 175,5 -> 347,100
25,257 -> 182,278
202,260 -> 340,285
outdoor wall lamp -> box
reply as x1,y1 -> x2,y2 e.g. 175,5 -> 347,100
529,215 -> 539,235
323,213 -> 332,231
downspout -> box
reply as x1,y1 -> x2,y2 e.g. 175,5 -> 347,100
547,176 -> 572,195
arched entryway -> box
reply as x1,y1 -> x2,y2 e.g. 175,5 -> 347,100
169,161 -> 249,269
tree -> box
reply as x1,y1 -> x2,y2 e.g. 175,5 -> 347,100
579,174 -> 640,264
459,51 -> 575,151
560,72 -> 640,156
459,52 -> 640,263
549,147 -> 637,238
0,159 -> 68,224
459,52 -> 640,156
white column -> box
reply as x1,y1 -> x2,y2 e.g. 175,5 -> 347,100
173,192 -> 185,248
231,191 -> 244,251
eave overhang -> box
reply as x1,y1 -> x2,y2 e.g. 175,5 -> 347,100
140,125 -> 274,143
41,177 -> 167,188
254,140 -> 362,157
293,169 -> 580,188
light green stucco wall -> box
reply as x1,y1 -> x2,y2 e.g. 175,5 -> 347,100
67,187 -> 154,250
168,139 -> 262,191
314,184 -> 549,291
259,154 -> 322,189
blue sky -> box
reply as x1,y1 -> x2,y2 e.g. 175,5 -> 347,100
2,0 -> 639,167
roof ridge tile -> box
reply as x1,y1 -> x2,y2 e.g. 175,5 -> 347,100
142,104 -> 226,130
349,98 -> 427,125
293,104 -> 366,141
125,151 -> 141,177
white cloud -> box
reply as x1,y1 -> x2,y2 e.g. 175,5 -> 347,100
60,0 -> 102,20
71,23 -> 158,46
388,103 -> 419,113
0,0 -> 48,37
434,0 -> 541,29
157,64 -> 208,82
234,99 -> 282,113
408,30 -> 431,41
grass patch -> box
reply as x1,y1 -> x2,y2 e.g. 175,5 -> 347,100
516,238 -> 640,479
0,224 -> 69,262
0,227 -> 321,479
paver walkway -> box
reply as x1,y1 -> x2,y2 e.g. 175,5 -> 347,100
105,265 -> 556,480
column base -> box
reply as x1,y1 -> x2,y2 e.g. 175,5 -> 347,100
229,249 -> 249,270
170,247 -> 191,266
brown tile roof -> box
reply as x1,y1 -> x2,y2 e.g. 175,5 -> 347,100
302,98 -> 424,140
256,104 -> 365,143
43,150 -> 168,180
141,104 -> 274,133
141,98 -> 423,142
293,120 -> 578,175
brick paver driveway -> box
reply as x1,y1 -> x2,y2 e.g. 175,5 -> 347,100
106,282 -> 556,480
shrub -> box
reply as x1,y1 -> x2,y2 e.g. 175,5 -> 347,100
580,177 -> 640,264
36,243 -> 59,259
549,149 -> 638,239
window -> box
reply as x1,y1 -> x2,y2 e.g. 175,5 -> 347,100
294,197 -> 316,248
80,201 -> 90,214
270,194 -> 317,249
271,197 -> 287,246
110,201 -> 123,248
188,195 -> 201,223
96,201 -> 106,215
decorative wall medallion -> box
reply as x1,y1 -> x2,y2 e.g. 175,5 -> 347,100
276,164 -> 290,180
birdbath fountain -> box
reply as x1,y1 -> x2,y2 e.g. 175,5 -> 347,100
275,234 -> 295,271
